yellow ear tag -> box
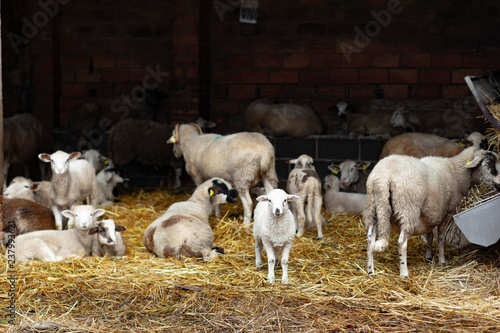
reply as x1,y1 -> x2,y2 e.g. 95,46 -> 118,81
209,189 -> 214,197
459,141 -> 464,147
332,168 -> 339,175
104,159 -> 109,166
466,161 -> 472,166
362,164 -> 367,170
169,136 -> 177,143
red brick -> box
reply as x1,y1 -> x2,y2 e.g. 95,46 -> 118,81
63,55 -> 88,68
241,70 -> 269,83
102,69 -> 129,82
410,85 -> 441,99
213,70 -> 240,83
228,85 -> 257,99
442,85 -> 471,99
349,85 -> 377,98
463,54 -> 496,68
364,41 -> 397,53
299,70 -> 329,84
389,69 -> 418,83
379,84 -> 409,99
93,54 -> 114,68
75,69 -> 102,83
370,53 -> 400,68
311,54 -> 340,68
186,67 -> 198,78
62,84 -> 88,98
174,33 -> 199,45
359,69 -> 388,83
401,53 -> 431,68
329,69 -> 358,83
420,69 -> 450,84
317,85 -> 346,98
259,85 -> 287,99
451,69 -> 483,84
283,54 -> 310,68
432,53 -> 463,68
340,53 -> 370,68
254,54 -> 282,68
115,56 -> 142,68
227,55 -> 254,68
270,70 -> 298,83
172,68 -> 185,78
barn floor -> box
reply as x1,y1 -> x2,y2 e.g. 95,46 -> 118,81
2,187 -> 500,332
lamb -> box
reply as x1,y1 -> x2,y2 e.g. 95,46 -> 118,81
96,166 -> 125,207
4,176 -> 52,208
253,189 -> 299,283
328,160 -> 371,194
3,113 -> 44,184
1,198 -> 56,244
11,205 -> 105,262
143,178 -> 238,261
286,154 -> 325,239
323,175 -> 366,214
107,118 -> 184,189
167,123 -> 278,226
82,149 -> 111,173
379,132 -> 486,159
334,100 -> 395,137
38,151 -> 99,230
363,147 -> 500,277
90,219 -> 126,257
244,98 -> 323,138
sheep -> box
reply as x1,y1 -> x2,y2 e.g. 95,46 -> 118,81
107,118 -> 184,189
327,160 -> 371,194
167,123 -> 278,226
96,166 -> 125,207
1,198 -> 56,244
4,176 -> 52,208
244,98 -> 323,138
11,205 -> 105,262
323,175 -> 366,214
90,219 -> 126,257
253,189 -> 299,283
379,132 -> 486,160
389,107 -> 422,132
334,100 -> 395,137
143,178 -> 238,261
82,149 -> 111,173
38,151 -> 99,230
363,147 -> 500,277
3,113 -> 44,184
286,154 -> 325,239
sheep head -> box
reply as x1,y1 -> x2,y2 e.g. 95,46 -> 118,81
257,189 -> 298,218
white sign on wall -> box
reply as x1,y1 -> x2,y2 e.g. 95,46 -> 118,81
240,0 -> 259,24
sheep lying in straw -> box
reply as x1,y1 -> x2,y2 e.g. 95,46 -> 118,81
286,154 -> 325,239
143,178 -> 238,262
323,175 -> 366,214
253,189 -> 299,283
4,176 -> 52,208
328,160 -> 371,194
167,123 -> 278,226
364,147 -> 500,277
90,219 -> 126,257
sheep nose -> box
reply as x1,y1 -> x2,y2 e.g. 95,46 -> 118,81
274,209 -> 281,217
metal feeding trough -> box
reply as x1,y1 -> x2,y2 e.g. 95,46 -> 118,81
464,69 -> 500,130
453,193 -> 500,247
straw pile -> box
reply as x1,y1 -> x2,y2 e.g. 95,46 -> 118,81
1,183 -> 500,332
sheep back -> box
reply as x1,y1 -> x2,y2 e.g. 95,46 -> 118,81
379,132 -> 464,159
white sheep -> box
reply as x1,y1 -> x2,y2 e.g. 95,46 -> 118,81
3,113 -> 45,184
143,178 -> 238,261
12,205 -> 106,262
168,123 -> 278,226
38,151 -> 99,230
328,160 -> 371,194
286,154 -> 325,239
90,219 -> 126,257
82,149 -> 111,173
253,189 -> 299,283
364,147 -> 500,277
96,166 -> 125,207
4,176 -> 52,208
323,175 -> 366,214
334,100 -> 395,137
244,98 -> 323,138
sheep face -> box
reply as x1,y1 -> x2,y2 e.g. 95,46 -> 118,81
328,160 -> 370,189
467,150 -> 500,191
4,177 -> 34,200
208,178 -> 239,205
257,189 -> 298,218
62,205 -> 105,230
289,154 -> 314,170
323,175 -> 340,192
39,150 -> 81,175
390,107 -> 406,128
89,219 -> 126,246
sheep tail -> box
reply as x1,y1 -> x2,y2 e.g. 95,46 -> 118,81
372,179 -> 393,252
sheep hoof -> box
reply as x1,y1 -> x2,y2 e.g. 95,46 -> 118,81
316,236 -> 323,241
425,256 -> 433,262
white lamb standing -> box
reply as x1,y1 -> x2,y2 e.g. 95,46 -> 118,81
323,175 -> 366,214
143,178 -> 239,261
253,189 -> 299,283
286,154 -> 325,239
12,205 -> 105,262
39,151 -> 99,230
364,147 -> 500,277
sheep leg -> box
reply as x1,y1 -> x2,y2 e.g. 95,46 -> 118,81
174,168 -> 182,189
366,225 -> 377,275
280,242 -> 293,284
263,242 -> 276,283
425,230 -> 434,262
437,222 -> 446,266
313,195 -> 324,240
295,197 -> 306,237
255,239 -> 263,268
397,230 -> 410,278
214,205 -> 222,218
239,189 -> 253,226
52,206 -> 64,230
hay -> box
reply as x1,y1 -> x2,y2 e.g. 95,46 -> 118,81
2,186 -> 500,333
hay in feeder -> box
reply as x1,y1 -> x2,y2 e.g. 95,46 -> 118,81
1,185 -> 500,332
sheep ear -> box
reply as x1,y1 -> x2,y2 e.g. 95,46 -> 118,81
465,154 -> 483,168
39,153 -> 51,163
62,210 -> 74,219
31,182 -> 41,191
328,165 -> 340,175
94,209 -> 106,218
69,152 -> 81,161
358,161 -> 371,170
88,227 -> 99,235
286,195 -> 300,202
256,195 -> 269,202
115,225 -> 126,232
287,159 -> 298,164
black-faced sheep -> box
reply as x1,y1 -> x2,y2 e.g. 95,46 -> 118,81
323,175 -> 366,214
364,147 -> 500,277
244,98 -> 323,138
328,160 -> 371,194
143,178 -> 238,261
167,123 -> 278,226
253,188 -> 299,283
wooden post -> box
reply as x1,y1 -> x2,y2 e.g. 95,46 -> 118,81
0,11 -> 4,224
